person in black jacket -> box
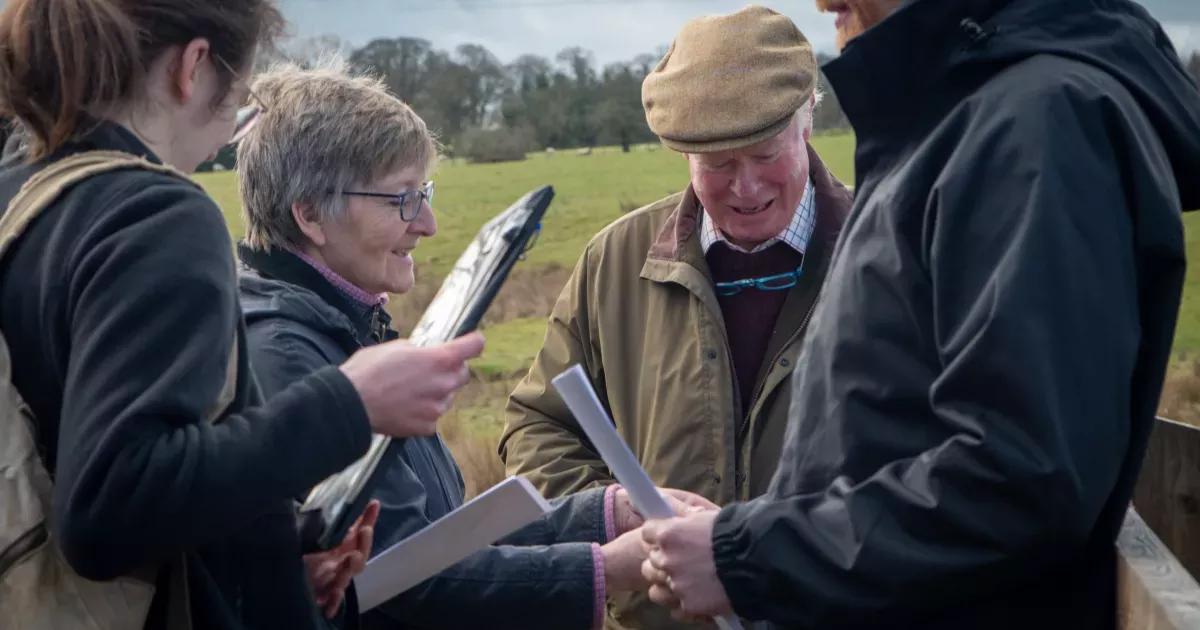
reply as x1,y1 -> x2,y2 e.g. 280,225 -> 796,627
234,60 -> 715,629
638,0 -> 1200,628
0,1 -> 484,628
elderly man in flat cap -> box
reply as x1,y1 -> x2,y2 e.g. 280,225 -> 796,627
636,0 -> 1200,628
499,5 -> 850,627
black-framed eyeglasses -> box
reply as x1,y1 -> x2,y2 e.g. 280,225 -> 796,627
334,181 -> 435,221
214,54 -> 267,144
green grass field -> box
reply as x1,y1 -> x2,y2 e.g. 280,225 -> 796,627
1175,219 -> 1200,354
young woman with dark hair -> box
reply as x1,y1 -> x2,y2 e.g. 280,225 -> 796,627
0,2 -> 484,627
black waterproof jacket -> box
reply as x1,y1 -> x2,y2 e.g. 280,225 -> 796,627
238,246 -> 609,630
711,0 -> 1200,628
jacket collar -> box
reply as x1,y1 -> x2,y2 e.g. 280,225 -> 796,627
82,119 -> 164,163
237,243 -> 395,345
823,0 -> 1015,141
820,0 -> 1099,142
827,0 -> 1200,209
640,144 -> 852,321
644,143 -> 852,267
3,117 -> 165,168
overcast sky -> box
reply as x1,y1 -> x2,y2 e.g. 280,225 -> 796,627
278,0 -> 1200,66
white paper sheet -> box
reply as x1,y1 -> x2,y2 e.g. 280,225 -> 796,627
552,364 -> 745,630
355,476 -> 552,612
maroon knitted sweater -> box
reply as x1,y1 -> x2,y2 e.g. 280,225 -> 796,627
705,241 -> 805,410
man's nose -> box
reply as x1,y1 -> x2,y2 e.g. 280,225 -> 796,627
729,164 -> 762,198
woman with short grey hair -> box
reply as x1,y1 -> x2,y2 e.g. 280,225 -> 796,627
234,60 -> 714,628
238,61 -> 437,298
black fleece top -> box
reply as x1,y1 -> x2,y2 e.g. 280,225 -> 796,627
0,121 -> 372,629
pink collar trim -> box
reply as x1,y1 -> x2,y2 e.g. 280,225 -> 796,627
291,249 -> 389,307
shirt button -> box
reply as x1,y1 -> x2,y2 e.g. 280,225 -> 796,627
780,358 -> 791,367
706,349 -> 718,360
713,474 -> 722,484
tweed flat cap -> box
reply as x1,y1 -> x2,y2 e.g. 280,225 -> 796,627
642,5 -> 817,153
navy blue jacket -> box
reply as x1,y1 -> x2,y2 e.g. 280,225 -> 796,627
238,245 -> 608,629
0,122 -> 371,629
712,0 -> 1200,628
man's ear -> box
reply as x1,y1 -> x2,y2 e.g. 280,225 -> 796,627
292,201 -> 327,247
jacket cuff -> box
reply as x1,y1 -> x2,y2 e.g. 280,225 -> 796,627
591,542 -> 606,630
711,501 -> 766,621
308,365 -> 372,460
603,484 -> 622,542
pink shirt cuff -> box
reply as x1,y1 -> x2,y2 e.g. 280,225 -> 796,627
590,542 -> 606,630
603,483 -> 621,542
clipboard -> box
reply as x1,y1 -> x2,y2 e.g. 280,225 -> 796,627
298,186 -> 554,551
355,476 -> 552,611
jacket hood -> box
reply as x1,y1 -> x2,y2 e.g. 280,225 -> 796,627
237,244 -> 391,349
826,0 -> 1200,209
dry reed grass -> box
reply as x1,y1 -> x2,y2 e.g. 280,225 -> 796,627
1159,358 -> 1200,427
439,376 -> 524,498
387,265 -> 570,335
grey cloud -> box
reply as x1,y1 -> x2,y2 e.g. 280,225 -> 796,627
278,0 -> 1197,64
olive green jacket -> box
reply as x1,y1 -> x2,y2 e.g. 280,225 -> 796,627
499,146 -> 850,628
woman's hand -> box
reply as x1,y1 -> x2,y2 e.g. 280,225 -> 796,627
303,500 -> 381,619
601,529 -> 651,592
612,487 -> 720,535
340,333 -> 485,437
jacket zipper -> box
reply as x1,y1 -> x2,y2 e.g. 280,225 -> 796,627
421,436 -> 459,510
735,276 -> 824,496
356,311 -> 459,509
745,295 -> 820,426
0,524 -> 48,576
713,282 -> 822,497
743,226 -> 847,432
368,305 -> 385,343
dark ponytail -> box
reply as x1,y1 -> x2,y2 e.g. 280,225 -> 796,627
0,0 -> 138,161
0,0 -> 283,161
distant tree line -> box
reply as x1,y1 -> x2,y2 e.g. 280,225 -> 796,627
194,41 -> 1200,169
243,35 -> 850,164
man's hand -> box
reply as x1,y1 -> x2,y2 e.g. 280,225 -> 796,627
304,500 -> 380,619
340,332 -> 484,437
640,510 -> 733,621
601,528 -> 650,592
612,487 -> 719,535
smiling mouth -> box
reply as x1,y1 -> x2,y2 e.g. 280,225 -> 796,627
819,2 -> 851,27
731,199 -> 775,216
818,0 -> 848,13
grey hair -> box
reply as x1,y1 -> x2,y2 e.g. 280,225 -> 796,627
796,84 -> 824,135
237,56 -> 438,252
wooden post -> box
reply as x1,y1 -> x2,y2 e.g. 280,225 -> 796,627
1133,417 -> 1200,578
1117,417 -> 1200,629
1116,508 -> 1200,629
